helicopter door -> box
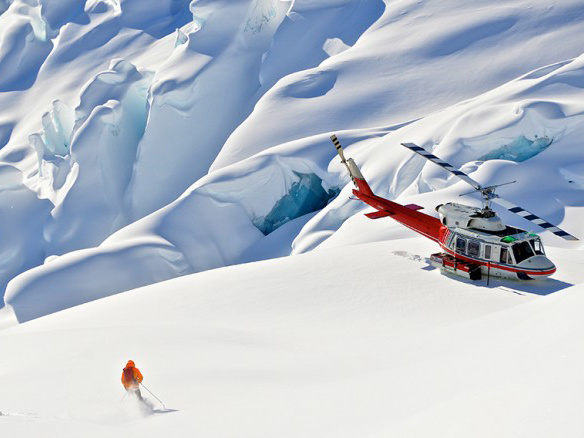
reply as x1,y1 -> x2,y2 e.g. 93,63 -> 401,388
490,245 -> 500,262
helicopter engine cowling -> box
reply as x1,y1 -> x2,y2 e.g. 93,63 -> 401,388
437,202 -> 505,232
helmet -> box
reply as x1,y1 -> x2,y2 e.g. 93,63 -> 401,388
126,360 -> 135,368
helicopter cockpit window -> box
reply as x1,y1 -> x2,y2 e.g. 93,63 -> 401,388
455,237 -> 466,254
468,240 -> 480,257
529,239 -> 545,255
512,241 -> 535,263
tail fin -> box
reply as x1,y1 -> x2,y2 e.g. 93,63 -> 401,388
330,134 -> 374,196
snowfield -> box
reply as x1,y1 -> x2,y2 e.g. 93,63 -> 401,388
2,239 -> 584,437
0,0 -> 584,435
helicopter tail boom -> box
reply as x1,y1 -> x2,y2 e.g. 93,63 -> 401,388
353,189 -> 442,242
331,134 -> 442,242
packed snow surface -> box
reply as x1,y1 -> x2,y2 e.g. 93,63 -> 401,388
0,0 -> 584,435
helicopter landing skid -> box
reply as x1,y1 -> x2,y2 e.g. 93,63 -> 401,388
430,252 -> 482,281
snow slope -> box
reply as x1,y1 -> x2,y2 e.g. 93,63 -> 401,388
1,239 -> 584,437
212,0 -> 584,168
1,0 -> 584,317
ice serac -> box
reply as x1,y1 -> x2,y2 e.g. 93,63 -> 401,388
126,0 -> 291,220
0,4 -> 53,91
3,133 -> 344,321
0,165 -> 52,302
119,0 -> 191,37
211,0 -> 385,170
43,59 -> 153,256
3,236 -> 191,322
3,185 -> 262,322
0,0 -> 12,15
0,122 -> 12,149
38,0 -> 87,31
28,99 -> 75,206
0,0 -> 92,91
31,99 -> 74,160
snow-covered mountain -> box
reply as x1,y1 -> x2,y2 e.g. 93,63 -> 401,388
1,0 -> 584,436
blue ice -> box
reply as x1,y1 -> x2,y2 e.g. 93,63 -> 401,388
479,135 -> 552,162
253,173 -> 339,235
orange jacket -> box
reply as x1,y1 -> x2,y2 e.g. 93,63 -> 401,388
121,361 -> 143,389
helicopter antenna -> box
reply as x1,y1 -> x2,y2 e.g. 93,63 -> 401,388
401,142 -> 578,241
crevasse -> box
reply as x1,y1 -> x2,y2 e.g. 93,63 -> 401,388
479,135 -> 552,162
253,172 -> 339,235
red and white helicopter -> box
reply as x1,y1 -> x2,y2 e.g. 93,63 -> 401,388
331,134 -> 578,281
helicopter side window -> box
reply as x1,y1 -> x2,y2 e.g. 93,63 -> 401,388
455,237 -> 467,254
467,240 -> 480,258
512,241 -> 535,263
500,247 -> 512,264
484,244 -> 492,260
530,239 -> 545,255
447,233 -> 456,248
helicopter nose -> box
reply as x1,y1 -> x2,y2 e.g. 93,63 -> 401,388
517,255 -> 556,276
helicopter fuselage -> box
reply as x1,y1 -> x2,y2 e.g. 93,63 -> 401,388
353,187 -> 556,281
435,223 -> 556,280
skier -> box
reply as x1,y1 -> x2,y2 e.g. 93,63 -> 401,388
121,360 -> 144,400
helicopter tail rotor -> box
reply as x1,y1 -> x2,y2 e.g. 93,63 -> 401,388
331,134 -> 374,197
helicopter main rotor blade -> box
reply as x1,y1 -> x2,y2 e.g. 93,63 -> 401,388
401,142 -> 578,240
492,197 -> 579,241
401,143 -> 483,191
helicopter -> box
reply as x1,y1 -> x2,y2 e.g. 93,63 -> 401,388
330,134 -> 578,281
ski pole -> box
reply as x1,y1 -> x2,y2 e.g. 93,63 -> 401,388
140,383 -> 166,410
